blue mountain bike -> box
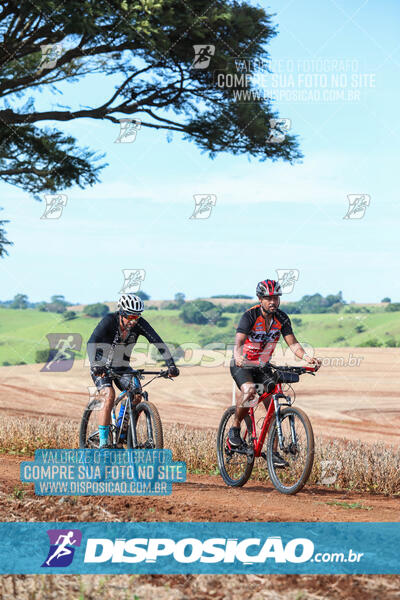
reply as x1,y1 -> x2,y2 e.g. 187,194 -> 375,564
79,368 -> 171,449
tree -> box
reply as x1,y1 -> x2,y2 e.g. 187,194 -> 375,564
43,294 -> 70,313
283,302 -> 301,314
10,293 -> 29,309
0,209 -> 12,257
211,294 -> 252,299
51,294 -> 68,305
224,303 -> 252,313
0,1 -> 302,255
84,303 -> 109,317
179,300 -> 225,325
174,293 -> 185,307
136,291 -> 150,301
381,297 -> 391,303
180,302 -> 208,325
385,303 -> 400,312
62,310 -> 76,320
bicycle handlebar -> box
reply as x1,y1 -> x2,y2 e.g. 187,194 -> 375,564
240,360 -> 318,374
107,368 -> 170,379
268,363 -> 318,374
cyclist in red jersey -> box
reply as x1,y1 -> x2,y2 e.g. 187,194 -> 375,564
229,279 -> 321,464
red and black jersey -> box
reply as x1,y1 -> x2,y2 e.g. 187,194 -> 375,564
236,304 -> 293,363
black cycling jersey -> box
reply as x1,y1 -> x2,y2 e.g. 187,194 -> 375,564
87,312 -> 175,370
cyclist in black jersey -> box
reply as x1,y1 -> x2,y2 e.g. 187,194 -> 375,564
229,279 -> 321,463
87,293 -> 179,448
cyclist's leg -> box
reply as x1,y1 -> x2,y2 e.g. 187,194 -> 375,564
91,371 -> 115,447
229,360 -> 257,445
114,367 -> 141,406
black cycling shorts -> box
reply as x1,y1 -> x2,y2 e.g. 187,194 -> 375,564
91,367 -> 137,392
230,359 -> 275,392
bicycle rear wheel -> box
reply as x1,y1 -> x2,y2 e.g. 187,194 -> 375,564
79,397 -> 109,449
127,402 -> 163,449
217,406 -> 254,487
266,406 -> 314,495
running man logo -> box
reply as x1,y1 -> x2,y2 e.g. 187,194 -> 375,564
343,194 -> 371,219
40,333 -> 82,372
40,194 -> 68,220
42,529 -> 82,568
37,44 -> 63,72
267,118 -> 291,144
189,194 -> 217,220
115,119 -> 142,143
191,45 -> 215,69
87,386 -> 105,411
276,269 -> 299,294
120,269 -> 146,293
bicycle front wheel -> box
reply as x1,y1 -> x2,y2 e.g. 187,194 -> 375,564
127,402 -> 164,449
79,397 -> 107,449
217,406 -> 254,487
266,406 -> 314,495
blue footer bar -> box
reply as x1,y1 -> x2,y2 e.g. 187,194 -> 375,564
0,522 -> 399,574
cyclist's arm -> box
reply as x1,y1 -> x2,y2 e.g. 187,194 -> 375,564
233,332 -> 247,366
283,333 -> 320,366
234,309 -> 255,367
137,318 -> 175,366
86,314 -> 115,371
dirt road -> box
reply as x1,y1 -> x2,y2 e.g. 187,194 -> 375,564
1,454 -> 398,523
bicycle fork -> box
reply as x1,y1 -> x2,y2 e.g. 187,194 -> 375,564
273,394 -> 296,451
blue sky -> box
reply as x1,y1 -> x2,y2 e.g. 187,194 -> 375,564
1,0 -> 399,303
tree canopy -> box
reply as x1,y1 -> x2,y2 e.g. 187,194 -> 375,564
0,0 -> 302,254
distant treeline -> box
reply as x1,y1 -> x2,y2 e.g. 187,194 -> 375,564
1,292 -> 397,319
284,292 -> 396,314
211,294 -> 252,299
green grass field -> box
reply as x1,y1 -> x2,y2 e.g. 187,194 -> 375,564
0,307 -> 399,365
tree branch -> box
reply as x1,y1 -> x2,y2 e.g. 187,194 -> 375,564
0,166 -> 52,176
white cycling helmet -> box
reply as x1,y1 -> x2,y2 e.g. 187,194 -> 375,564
117,293 -> 144,315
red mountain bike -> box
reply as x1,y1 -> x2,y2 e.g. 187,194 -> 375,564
217,362 -> 318,495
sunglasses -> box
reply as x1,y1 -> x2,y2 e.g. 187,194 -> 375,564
121,314 -> 140,321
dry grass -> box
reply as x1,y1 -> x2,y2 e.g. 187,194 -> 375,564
167,424 -> 400,495
0,416 -> 399,494
0,416 -> 77,456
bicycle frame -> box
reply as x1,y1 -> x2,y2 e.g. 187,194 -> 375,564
247,382 -> 285,457
245,364 -> 316,455
108,369 -> 167,444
